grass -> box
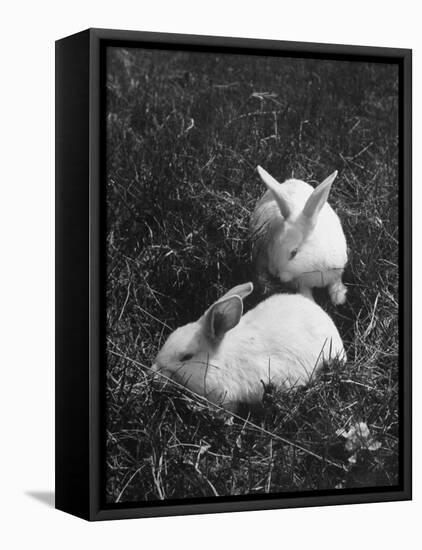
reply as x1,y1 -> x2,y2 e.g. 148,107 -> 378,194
105,46 -> 399,503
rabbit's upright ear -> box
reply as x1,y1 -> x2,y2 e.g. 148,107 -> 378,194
302,171 -> 337,224
203,296 -> 243,341
219,282 -> 253,302
257,166 -> 291,219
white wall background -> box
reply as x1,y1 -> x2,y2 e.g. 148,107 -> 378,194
0,0 -> 418,547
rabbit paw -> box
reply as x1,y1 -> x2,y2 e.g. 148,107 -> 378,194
329,282 -> 347,306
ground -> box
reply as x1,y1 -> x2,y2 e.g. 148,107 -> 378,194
105,46 -> 399,503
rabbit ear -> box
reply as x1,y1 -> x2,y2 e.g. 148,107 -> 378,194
257,166 -> 291,219
302,171 -> 337,223
204,295 -> 243,340
219,282 -> 253,302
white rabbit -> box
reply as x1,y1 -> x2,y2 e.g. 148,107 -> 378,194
250,166 -> 348,305
152,282 -> 345,412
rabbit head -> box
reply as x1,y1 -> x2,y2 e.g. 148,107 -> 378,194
252,166 -> 347,304
256,166 -> 337,280
151,283 -> 253,405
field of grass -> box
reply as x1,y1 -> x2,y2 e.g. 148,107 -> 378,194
105,46 -> 399,503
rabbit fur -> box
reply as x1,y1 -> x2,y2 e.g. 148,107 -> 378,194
152,282 -> 345,411
251,166 -> 348,305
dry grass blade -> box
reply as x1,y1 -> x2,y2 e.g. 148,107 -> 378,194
108,346 -> 346,471
105,49 -> 399,502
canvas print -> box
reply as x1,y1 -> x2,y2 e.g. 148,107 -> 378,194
105,46 -> 399,504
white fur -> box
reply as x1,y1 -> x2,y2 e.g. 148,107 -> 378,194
251,167 -> 348,305
152,283 -> 345,411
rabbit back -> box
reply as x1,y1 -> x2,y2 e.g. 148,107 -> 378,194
218,293 -> 345,403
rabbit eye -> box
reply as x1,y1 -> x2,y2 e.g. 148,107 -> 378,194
290,248 -> 298,260
180,353 -> 194,362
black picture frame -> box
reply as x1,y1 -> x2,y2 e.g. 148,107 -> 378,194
55,28 -> 412,521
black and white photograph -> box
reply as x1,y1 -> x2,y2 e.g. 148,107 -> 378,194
3,0 -> 420,545
104,43 -> 404,505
